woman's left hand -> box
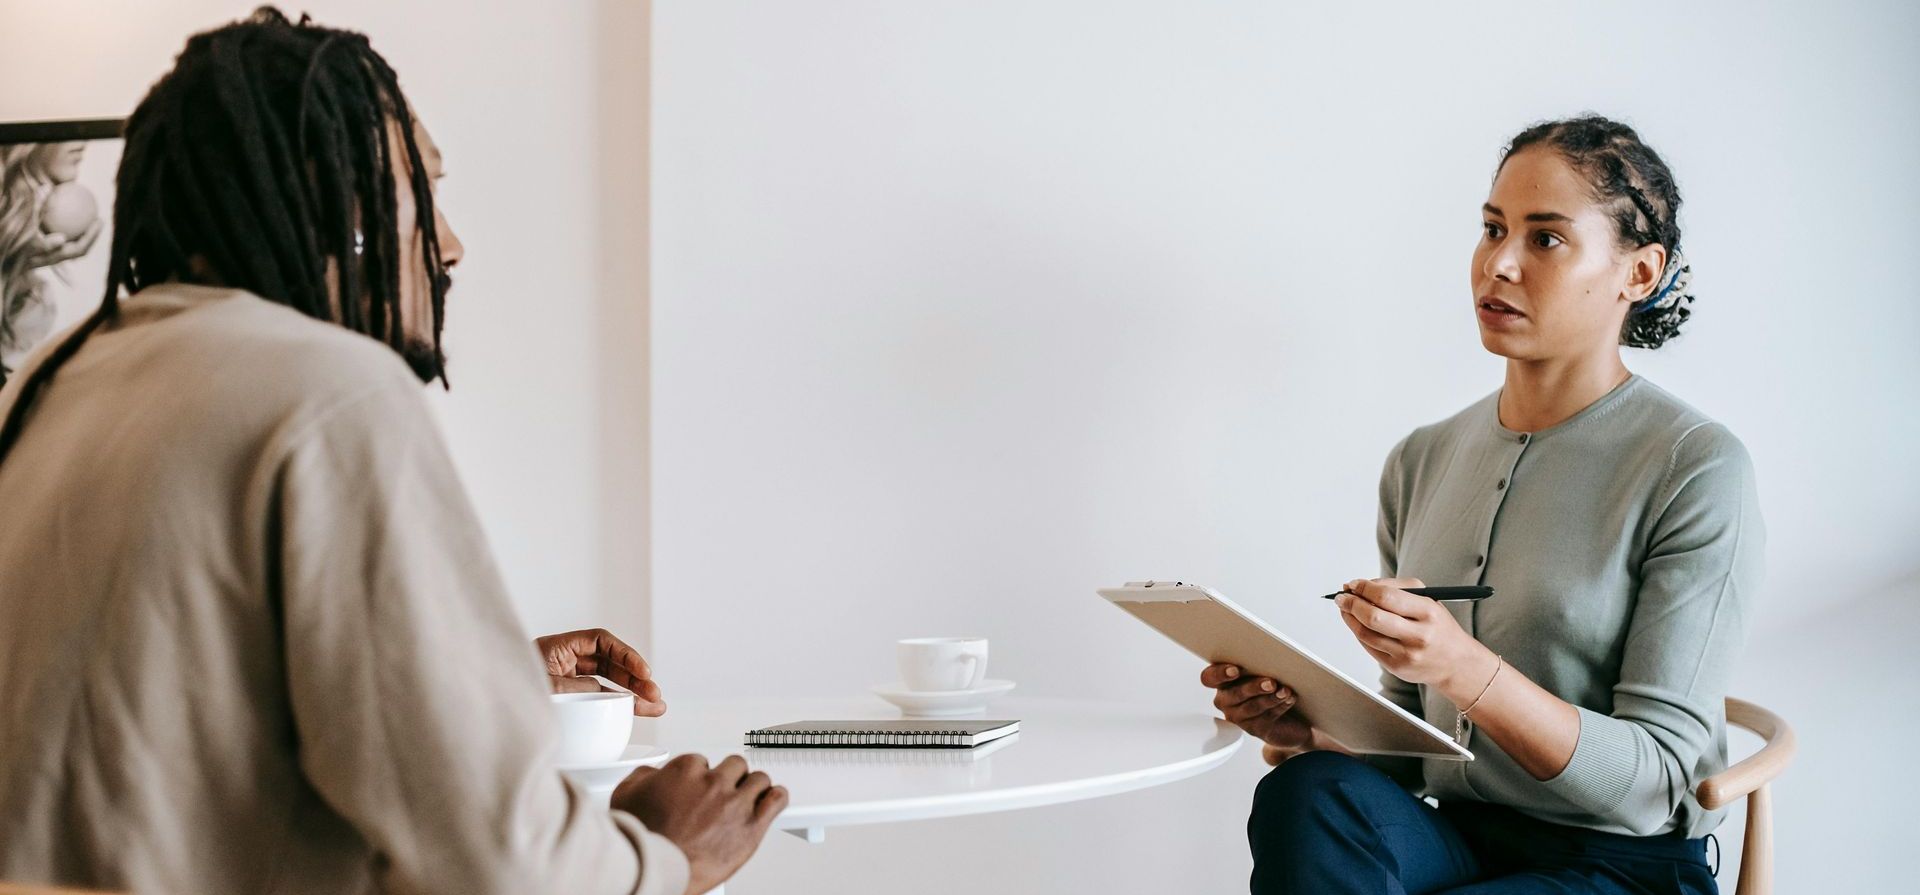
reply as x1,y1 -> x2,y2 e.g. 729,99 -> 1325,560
1334,577 -> 1490,692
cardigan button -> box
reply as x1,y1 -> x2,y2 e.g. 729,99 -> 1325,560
1518,433 -> 1530,444
1474,554 -> 1485,567
1496,478 -> 1507,490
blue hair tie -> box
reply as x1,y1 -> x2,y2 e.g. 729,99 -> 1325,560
1633,279 -> 1677,316
1634,250 -> 1689,316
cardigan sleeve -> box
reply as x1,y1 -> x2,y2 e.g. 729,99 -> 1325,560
1536,422 -> 1765,834
273,375 -> 690,895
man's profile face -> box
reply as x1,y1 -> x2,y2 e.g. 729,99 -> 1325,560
391,118 -> 464,382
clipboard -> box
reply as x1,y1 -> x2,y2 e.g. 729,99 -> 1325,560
1099,580 -> 1472,761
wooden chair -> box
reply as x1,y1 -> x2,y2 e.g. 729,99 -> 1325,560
1259,696 -> 1796,895
1697,697 -> 1797,895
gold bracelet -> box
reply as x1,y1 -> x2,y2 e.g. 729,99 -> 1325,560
1462,654 -> 1504,716
1453,654 -> 1504,745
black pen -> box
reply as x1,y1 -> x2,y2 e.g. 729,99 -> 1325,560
1321,585 -> 1494,602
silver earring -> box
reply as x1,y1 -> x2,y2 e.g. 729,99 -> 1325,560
352,229 -> 365,256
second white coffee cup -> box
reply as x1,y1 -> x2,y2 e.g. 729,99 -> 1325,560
897,637 -> 989,692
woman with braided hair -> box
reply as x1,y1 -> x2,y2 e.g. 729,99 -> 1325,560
1202,116 -> 1755,894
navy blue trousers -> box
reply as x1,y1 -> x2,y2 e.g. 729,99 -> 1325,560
1248,751 -> 1718,895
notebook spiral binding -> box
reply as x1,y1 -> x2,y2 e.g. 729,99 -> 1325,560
744,729 -> 974,747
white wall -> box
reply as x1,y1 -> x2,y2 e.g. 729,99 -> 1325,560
0,0 -> 640,639
651,2 -> 1920,891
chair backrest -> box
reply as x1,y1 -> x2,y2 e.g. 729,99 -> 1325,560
1694,696 -> 1796,895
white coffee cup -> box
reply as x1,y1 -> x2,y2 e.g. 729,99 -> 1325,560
551,691 -> 634,766
897,637 -> 989,692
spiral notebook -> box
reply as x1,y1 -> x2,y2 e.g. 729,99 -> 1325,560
743,719 -> 1019,749
746,734 -> 1022,765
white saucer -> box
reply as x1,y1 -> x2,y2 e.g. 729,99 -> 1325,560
872,679 -> 1016,717
557,743 -> 671,789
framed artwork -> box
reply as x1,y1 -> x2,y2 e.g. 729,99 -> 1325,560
0,118 -> 124,376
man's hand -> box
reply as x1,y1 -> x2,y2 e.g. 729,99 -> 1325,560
1333,577 -> 1492,694
534,628 -> 666,716
1201,662 -> 1314,756
613,755 -> 788,895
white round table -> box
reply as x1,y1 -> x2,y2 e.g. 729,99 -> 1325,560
597,696 -> 1242,848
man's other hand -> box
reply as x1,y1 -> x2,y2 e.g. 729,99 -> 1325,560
535,628 -> 666,716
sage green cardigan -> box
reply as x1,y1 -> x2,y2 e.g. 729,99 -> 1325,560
1365,374 -> 1764,839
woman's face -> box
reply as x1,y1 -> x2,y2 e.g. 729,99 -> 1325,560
1470,147 -> 1662,362
33,142 -> 87,184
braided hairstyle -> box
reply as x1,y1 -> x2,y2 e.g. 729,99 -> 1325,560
1498,116 -> 1694,349
0,6 -> 447,465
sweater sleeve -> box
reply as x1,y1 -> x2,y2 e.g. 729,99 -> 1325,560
1536,422 -> 1764,834
271,375 -> 689,895
1358,436 -> 1426,790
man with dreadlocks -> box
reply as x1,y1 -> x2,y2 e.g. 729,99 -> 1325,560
0,9 -> 781,895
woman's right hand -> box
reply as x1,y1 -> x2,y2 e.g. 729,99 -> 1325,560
1201,663 -> 1314,756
